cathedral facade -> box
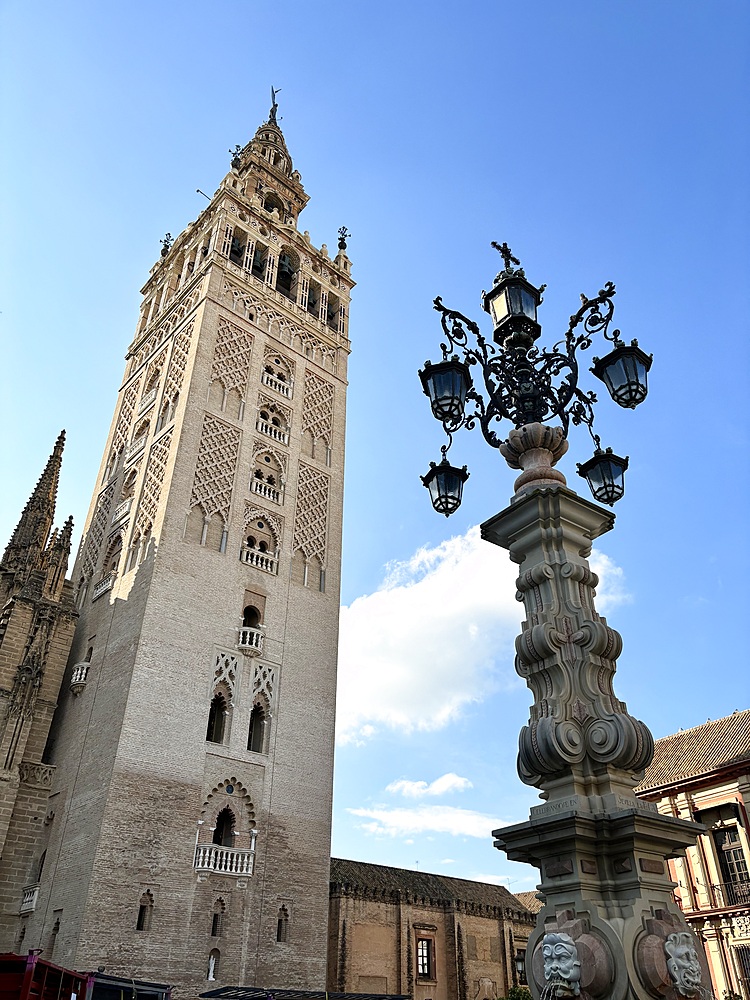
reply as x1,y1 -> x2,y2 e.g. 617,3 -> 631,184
0,106 -> 353,994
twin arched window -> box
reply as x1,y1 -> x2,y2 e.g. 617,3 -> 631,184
206,693 -> 227,744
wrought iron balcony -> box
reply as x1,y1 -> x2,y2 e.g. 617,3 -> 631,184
710,880 -> 750,908
240,546 -> 278,575
194,844 -> 255,876
237,625 -> 264,655
19,883 -> 40,915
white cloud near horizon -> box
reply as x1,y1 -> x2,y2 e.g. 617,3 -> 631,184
347,804 -> 507,840
386,773 -> 473,798
336,525 -> 629,745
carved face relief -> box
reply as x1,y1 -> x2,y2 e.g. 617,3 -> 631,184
665,932 -> 702,997
542,932 -> 581,996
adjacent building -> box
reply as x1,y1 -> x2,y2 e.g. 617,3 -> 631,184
0,102 -> 354,996
0,436 -> 77,949
328,858 -> 536,1000
636,710 -> 750,1000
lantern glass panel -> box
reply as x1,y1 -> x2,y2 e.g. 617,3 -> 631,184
577,451 -> 628,506
508,284 -> 537,320
593,344 -> 651,408
490,288 -> 509,325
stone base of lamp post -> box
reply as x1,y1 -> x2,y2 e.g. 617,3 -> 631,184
481,445 -> 709,1000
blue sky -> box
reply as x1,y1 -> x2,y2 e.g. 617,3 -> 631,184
1,2 -> 748,892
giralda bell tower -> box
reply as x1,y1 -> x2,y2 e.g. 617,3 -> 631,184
22,99 -> 353,991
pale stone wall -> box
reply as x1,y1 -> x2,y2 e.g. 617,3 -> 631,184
11,119 -> 353,995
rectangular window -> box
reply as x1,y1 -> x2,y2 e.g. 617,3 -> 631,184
417,937 -> 434,979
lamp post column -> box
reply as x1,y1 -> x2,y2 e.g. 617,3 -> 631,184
485,428 -> 708,1000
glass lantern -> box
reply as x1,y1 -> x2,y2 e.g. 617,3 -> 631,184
577,449 -> 629,505
419,357 -> 472,427
421,457 -> 469,516
482,273 -> 541,348
591,339 -> 652,409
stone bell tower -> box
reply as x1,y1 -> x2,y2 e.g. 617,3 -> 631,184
6,100 -> 353,993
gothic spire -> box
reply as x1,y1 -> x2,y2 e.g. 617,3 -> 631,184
2,430 -> 66,583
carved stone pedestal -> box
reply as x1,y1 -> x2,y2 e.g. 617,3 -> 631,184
482,450 -> 709,1000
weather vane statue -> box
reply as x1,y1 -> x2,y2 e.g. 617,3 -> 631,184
269,85 -> 281,124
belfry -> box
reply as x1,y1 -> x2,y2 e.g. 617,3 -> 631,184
0,99 -> 353,993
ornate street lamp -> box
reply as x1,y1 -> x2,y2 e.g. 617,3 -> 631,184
418,245 -> 710,1000
419,241 -> 653,512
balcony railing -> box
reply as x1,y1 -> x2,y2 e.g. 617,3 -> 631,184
111,498 -> 132,524
92,573 -> 116,601
256,419 -> 289,445
125,436 -> 147,462
194,844 -> 255,876
138,387 -> 158,412
710,880 -> 750,908
251,478 -> 282,504
240,546 -> 278,575
237,625 -> 264,656
70,662 -> 90,696
20,883 -> 40,915
261,370 -> 293,398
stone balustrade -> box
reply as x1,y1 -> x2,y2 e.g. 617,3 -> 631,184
251,479 -> 282,504
240,547 -> 277,575
194,844 -> 255,876
138,387 -> 158,412
256,419 -> 289,445
111,498 -> 132,524
19,883 -> 40,914
92,573 -> 116,601
237,625 -> 264,656
261,370 -> 292,398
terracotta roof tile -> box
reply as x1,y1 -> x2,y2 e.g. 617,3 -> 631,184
514,891 -> 544,913
636,709 -> 750,792
330,857 -> 535,914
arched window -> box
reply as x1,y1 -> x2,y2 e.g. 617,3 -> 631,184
121,469 -> 138,501
206,693 -> 227,744
103,535 -> 123,578
212,807 -> 235,847
207,948 -> 220,981
243,606 -> 261,629
211,898 -> 225,937
136,890 -> 154,931
263,192 -> 284,216
251,243 -> 268,279
275,250 -> 299,300
248,703 -> 266,754
276,906 -> 289,942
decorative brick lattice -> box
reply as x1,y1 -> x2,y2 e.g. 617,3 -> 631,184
133,283 -> 202,371
213,650 -> 239,702
165,318 -> 194,400
82,483 -> 116,577
221,282 -> 338,374
113,377 -> 142,451
252,661 -> 276,708
211,316 -> 254,395
242,504 -> 283,549
190,415 -> 241,522
135,429 -> 173,535
144,347 -> 168,391
302,370 -> 334,447
293,464 -> 329,566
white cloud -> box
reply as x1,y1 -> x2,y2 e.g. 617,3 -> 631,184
337,526 -> 629,744
386,773 -> 473,798
347,804 -> 507,840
